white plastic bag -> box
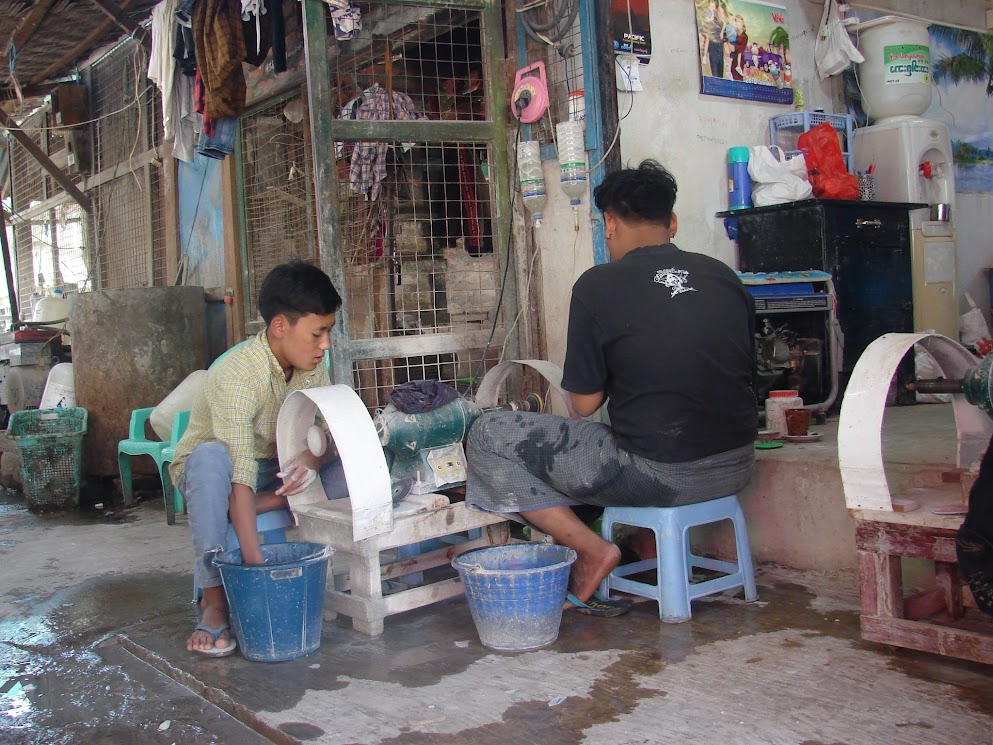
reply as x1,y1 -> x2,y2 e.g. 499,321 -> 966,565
748,146 -> 813,206
814,0 -> 864,81
960,292 -> 992,348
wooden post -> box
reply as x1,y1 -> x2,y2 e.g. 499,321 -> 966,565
302,0 -> 351,384
0,208 -> 19,324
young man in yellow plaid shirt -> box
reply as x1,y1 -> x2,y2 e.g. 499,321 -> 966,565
170,260 -> 343,657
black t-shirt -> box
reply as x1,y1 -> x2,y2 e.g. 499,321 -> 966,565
562,243 -> 756,463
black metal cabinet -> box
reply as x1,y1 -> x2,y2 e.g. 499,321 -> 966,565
720,198 -> 925,403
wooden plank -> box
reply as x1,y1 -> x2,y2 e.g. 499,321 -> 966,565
861,614 -> 993,665
302,0 -> 351,384
28,0 -> 142,85
220,157 -> 245,345
0,108 -> 90,212
855,519 -> 959,563
350,329 -> 505,360
857,548 -> 903,618
331,119 -> 492,144
87,0 -> 143,35
160,149 -> 179,284
936,561 -> 964,620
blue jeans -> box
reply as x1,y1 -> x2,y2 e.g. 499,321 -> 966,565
180,442 -> 348,596
197,117 -> 237,160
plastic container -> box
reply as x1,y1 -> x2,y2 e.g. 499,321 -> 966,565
39,363 -> 75,410
7,407 -> 88,511
765,390 -> 803,436
517,140 -> 547,228
856,16 -> 932,121
556,119 -> 587,207
32,292 -> 68,323
213,542 -> 333,662
727,147 -> 752,211
149,369 -> 207,441
452,544 -> 577,651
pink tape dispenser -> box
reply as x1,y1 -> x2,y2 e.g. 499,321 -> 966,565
511,62 -> 550,123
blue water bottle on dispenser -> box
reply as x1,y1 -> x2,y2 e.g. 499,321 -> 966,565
727,146 -> 752,211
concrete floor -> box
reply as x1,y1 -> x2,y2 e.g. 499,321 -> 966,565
2,404 -> 993,744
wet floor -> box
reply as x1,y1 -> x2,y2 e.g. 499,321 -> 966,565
1,491 -> 992,744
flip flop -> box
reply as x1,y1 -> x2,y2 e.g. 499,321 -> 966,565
191,621 -> 238,658
565,593 -> 631,618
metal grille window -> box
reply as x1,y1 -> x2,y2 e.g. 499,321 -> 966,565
237,94 -> 316,326
88,39 -> 165,290
321,2 -> 511,411
6,38 -> 166,314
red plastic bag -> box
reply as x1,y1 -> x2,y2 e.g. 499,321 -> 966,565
797,121 -> 859,200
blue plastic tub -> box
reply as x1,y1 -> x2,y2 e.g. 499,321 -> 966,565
213,542 -> 332,662
452,544 -> 577,651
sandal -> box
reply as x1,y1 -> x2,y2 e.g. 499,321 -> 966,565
191,621 -> 238,658
565,593 -> 631,618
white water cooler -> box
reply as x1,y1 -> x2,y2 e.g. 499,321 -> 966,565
852,16 -> 958,338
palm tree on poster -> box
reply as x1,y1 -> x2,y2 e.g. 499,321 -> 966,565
768,25 -> 790,54
930,26 -> 993,96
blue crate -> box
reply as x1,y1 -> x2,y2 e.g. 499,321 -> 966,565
771,112 -> 854,174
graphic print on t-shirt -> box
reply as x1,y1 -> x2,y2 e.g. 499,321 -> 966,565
654,268 -> 697,298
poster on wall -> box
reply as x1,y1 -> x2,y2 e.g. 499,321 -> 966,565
612,0 -> 652,64
927,25 -> 993,192
694,0 -> 793,105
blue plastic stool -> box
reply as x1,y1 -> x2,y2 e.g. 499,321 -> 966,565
598,495 -> 757,623
224,509 -> 295,550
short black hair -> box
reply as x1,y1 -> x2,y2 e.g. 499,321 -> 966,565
593,159 -> 678,228
258,260 -> 342,324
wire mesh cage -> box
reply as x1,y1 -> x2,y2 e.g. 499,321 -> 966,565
238,94 -> 316,327
329,4 -> 488,123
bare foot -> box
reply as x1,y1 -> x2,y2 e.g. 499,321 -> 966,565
187,587 -> 232,654
569,538 -> 621,604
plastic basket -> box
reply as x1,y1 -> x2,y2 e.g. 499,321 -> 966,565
8,407 -> 88,511
770,112 -> 854,172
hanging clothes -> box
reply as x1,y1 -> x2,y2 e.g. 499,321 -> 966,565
147,0 -> 181,140
192,0 -> 271,121
348,90 -> 425,201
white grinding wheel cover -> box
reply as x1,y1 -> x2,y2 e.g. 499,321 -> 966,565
476,359 -> 579,419
838,332 -> 992,512
277,386 -> 393,540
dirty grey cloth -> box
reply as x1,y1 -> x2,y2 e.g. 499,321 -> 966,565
388,380 -> 459,414
465,411 -> 754,516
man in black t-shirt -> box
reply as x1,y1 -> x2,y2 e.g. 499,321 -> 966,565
466,160 -> 756,615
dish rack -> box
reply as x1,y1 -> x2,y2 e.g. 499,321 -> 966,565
770,112 -> 854,173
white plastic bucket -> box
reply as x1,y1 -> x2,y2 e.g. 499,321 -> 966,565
857,16 -> 932,121
39,363 -> 75,410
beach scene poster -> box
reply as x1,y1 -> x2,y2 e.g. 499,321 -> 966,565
926,24 -> 993,192
695,0 -> 793,105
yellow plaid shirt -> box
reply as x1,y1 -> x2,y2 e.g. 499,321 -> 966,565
169,330 -> 331,488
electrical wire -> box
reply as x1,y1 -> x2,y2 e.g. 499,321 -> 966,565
518,0 -> 580,49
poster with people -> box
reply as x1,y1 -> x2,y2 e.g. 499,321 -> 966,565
695,0 -> 793,105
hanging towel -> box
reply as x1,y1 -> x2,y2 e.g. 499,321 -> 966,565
348,90 -> 426,200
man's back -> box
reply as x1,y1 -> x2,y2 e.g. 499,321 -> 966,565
563,243 -> 756,463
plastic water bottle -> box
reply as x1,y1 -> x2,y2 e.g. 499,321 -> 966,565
727,146 -> 752,211
517,140 -> 547,228
556,120 -> 587,229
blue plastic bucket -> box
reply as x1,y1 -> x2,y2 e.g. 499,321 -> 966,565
452,544 -> 577,651
213,542 -> 332,662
